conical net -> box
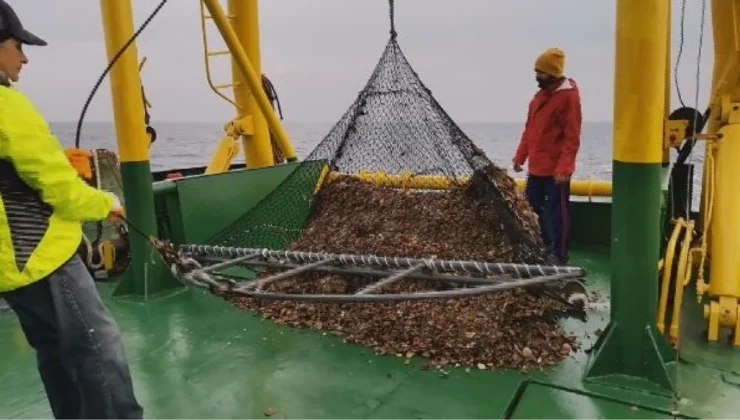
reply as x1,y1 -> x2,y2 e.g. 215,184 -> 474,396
207,37 -> 552,266
196,33 -> 579,371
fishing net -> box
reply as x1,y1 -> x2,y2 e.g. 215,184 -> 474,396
180,2 -> 584,371
206,37 -> 551,266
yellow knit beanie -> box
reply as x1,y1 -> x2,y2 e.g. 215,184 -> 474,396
535,47 -> 565,78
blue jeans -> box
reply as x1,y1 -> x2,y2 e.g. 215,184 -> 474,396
1,255 -> 143,419
525,174 -> 572,264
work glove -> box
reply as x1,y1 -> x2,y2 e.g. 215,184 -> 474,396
65,148 -> 93,180
105,191 -> 124,219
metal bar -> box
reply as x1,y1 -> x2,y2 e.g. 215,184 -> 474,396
219,272 -> 579,303
181,245 -> 585,278
201,253 -> 261,274
212,82 -> 236,90
238,258 -> 338,292
200,257 -> 505,286
357,264 -> 425,294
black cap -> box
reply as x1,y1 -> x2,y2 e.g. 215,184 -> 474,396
0,0 -> 46,46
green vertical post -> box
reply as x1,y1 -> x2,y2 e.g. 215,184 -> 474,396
584,0 -> 675,395
99,0 -> 183,299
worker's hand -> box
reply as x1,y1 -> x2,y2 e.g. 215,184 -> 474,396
105,192 -> 124,220
554,173 -> 570,185
513,161 -> 523,173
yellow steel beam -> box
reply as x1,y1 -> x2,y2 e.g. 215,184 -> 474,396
228,0 -> 273,167
201,0 -> 297,167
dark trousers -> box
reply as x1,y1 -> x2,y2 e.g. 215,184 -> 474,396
1,255 -> 143,419
525,174 -> 572,264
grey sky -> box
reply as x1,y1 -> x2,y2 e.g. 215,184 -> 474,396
12,0 -> 712,123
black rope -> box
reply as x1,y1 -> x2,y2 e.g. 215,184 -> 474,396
75,0 -> 170,148
674,0 -> 687,107
262,74 -> 283,119
389,0 -> 397,39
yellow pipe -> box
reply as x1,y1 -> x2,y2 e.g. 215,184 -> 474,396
201,0 -> 297,166
228,0 -> 273,167
657,218 -> 685,334
323,171 -> 612,197
205,135 -> 241,174
99,0 -> 149,163
515,178 -> 612,198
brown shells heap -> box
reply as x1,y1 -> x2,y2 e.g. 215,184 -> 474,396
222,171 -> 578,371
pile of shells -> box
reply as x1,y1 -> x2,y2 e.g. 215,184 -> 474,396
222,172 -> 579,370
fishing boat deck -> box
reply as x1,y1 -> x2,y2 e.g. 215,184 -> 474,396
1,246 -> 739,419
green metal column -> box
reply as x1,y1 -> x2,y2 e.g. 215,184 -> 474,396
584,0 -> 675,395
99,0 -> 183,299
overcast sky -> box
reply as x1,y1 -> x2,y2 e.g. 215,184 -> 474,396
10,0 -> 713,123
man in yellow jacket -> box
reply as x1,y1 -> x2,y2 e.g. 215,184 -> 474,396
0,2 -> 142,418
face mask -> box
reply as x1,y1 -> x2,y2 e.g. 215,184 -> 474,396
536,76 -> 554,89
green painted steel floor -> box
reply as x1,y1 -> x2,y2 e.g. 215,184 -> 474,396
1,246 -> 739,419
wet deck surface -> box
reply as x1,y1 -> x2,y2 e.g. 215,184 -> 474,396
1,246 -> 739,419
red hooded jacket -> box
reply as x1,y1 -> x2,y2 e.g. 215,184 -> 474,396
513,78 -> 582,177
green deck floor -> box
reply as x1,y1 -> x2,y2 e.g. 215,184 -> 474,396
2,247 -> 740,419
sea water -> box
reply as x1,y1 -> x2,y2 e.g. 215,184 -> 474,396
50,120 -> 705,211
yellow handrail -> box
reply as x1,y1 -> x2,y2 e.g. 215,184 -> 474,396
657,217 -> 686,334
198,0 -> 240,110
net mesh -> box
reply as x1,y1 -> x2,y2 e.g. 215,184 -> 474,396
205,34 -> 553,266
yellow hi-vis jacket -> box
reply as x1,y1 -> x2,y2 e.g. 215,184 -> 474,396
0,85 -> 114,293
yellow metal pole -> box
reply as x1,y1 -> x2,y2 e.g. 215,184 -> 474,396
703,0 -> 740,346
99,0 -> 182,297
663,0 -> 671,165
228,0 -> 273,167
585,0 -> 674,393
100,0 -> 149,163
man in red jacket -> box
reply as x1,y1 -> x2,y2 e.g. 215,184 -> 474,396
512,47 -> 582,264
